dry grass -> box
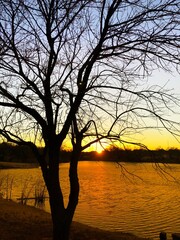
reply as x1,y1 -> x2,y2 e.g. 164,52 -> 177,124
0,198 -> 150,240
0,198 -> 52,240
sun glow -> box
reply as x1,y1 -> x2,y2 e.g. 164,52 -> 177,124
95,142 -> 105,154
96,149 -> 103,154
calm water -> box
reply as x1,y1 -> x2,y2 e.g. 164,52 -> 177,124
0,161 -> 180,239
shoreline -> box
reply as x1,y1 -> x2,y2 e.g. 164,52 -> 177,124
0,198 -> 149,240
0,161 -> 39,169
0,160 -> 179,171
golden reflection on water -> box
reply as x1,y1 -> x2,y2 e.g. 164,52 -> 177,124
0,161 -> 180,240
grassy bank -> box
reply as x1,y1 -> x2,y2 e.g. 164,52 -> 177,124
0,161 -> 38,169
0,198 -> 149,240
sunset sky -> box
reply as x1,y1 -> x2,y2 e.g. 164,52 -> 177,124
140,69 -> 180,149
84,69 -> 180,152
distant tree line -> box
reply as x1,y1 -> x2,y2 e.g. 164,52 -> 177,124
0,142 -> 72,163
0,143 -> 179,164
0,142 -> 37,163
92,147 -> 180,164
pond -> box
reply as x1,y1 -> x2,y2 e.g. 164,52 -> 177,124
0,161 -> 180,240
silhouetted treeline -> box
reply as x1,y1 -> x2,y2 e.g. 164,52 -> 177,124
0,142 -> 37,163
88,147 -> 180,164
0,142 -> 72,163
0,143 -> 180,164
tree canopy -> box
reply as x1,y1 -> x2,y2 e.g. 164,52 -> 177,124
0,0 -> 179,151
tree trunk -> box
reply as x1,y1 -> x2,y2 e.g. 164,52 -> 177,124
50,197 -> 71,240
42,140 -> 80,240
67,149 -> 80,224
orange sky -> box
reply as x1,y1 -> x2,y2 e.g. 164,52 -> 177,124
63,128 -> 180,152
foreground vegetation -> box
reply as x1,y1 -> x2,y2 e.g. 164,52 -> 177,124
0,198 -> 148,240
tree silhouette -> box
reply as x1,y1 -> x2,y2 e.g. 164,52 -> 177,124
0,1 -> 180,239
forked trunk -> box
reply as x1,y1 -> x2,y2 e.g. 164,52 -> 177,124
48,167 -> 79,240
42,143 -> 80,240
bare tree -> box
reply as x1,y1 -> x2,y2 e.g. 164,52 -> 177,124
0,0 -> 180,239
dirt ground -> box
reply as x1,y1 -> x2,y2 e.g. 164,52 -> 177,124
0,198 -> 149,240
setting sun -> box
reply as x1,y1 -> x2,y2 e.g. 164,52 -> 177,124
96,149 -> 103,154
95,143 -> 104,154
